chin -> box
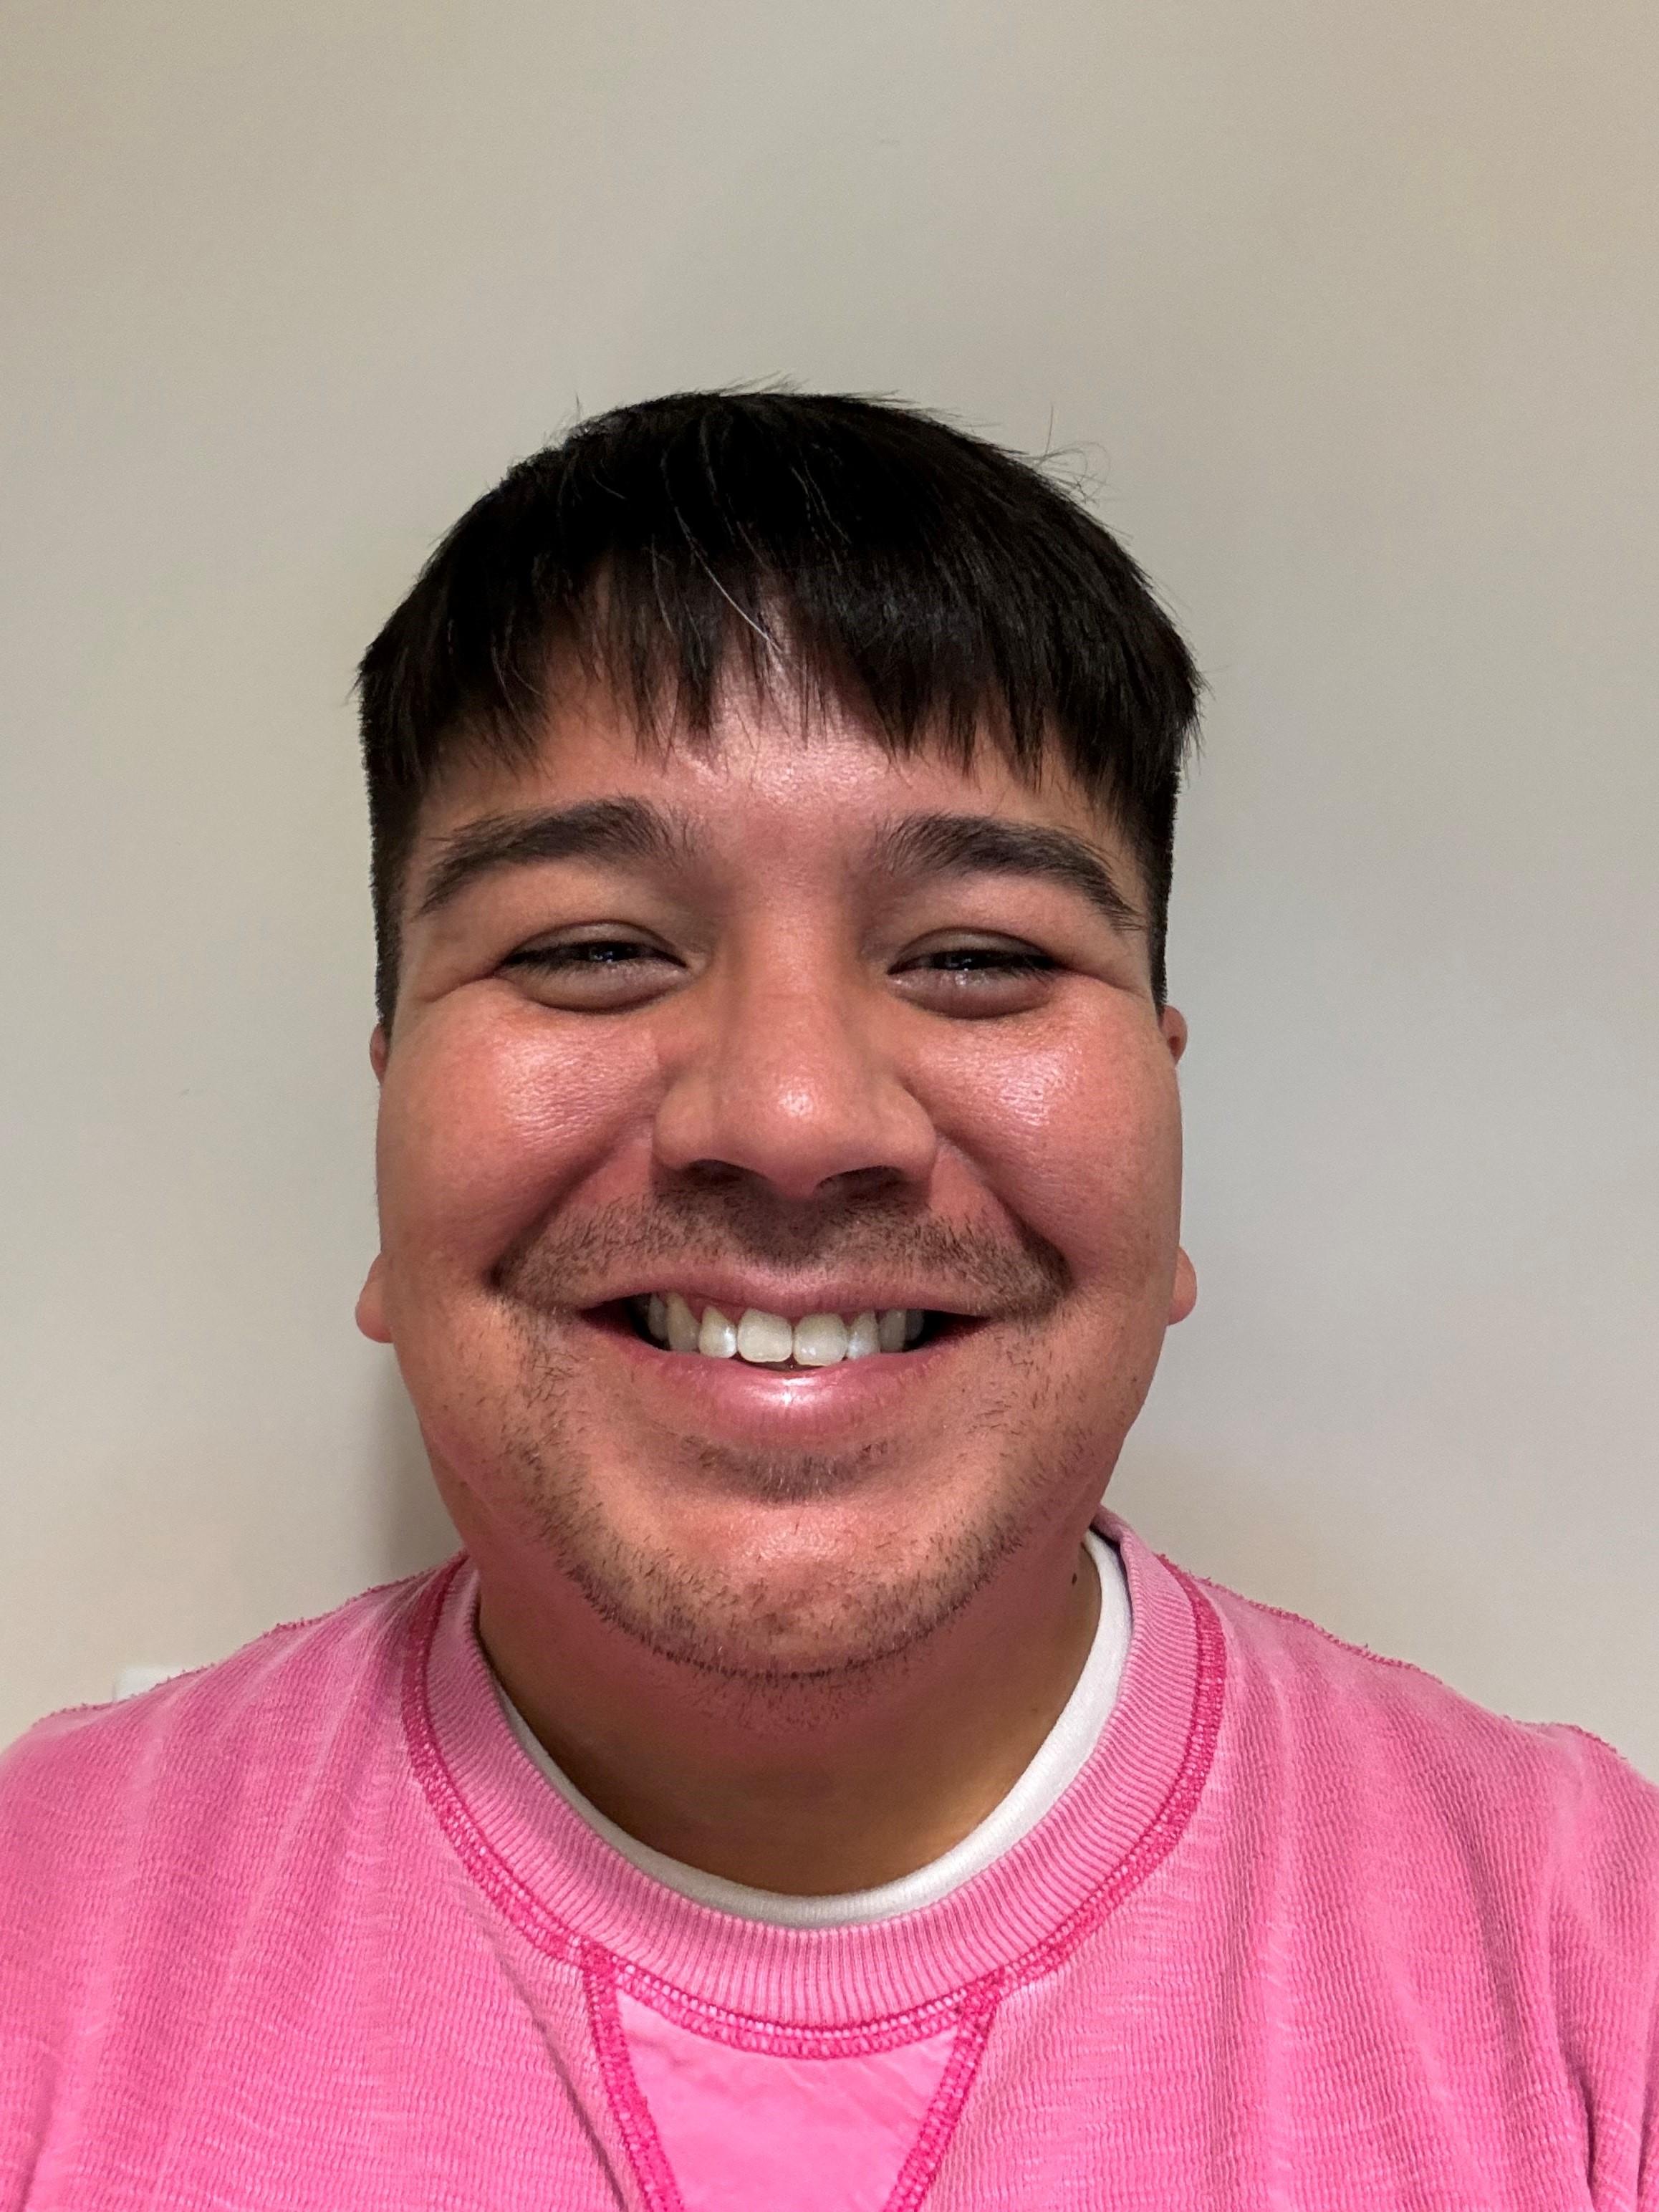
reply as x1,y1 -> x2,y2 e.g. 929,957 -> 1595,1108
545,1461 -> 1040,1687
582,1562 -> 974,1686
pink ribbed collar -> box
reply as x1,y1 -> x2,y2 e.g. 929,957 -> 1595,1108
404,1513 -> 1223,2033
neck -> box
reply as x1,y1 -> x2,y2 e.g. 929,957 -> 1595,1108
474,1524 -> 1102,1896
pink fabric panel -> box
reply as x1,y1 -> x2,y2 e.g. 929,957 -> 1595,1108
617,1990 -> 958,2212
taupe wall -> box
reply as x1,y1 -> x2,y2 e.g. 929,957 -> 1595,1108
5,3 -> 1655,1764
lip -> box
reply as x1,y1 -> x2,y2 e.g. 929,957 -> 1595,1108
577,1303 -> 978,1449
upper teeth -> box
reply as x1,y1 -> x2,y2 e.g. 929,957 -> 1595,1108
639,1292 -> 927,1366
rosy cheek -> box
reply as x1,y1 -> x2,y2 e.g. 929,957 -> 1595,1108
380,1001 -> 659,1265
919,1013 -> 1178,1270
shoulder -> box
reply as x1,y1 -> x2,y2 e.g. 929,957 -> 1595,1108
1191,1565 -> 1659,1960
0,1566 -> 458,2165
0,1564 -> 449,1926
1194,1566 -> 1659,1815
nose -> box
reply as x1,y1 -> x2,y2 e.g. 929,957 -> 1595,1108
651,954 -> 938,1201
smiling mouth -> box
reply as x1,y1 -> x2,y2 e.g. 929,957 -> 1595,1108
619,1292 -> 962,1370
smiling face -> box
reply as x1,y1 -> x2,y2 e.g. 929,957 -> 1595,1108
358,680 -> 1196,1682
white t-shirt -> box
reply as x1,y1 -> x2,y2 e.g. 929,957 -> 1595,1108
494,1527 -> 1130,1927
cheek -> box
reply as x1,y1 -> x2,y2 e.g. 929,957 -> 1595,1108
921,1013 -> 1182,1286
378,1002 -> 659,1269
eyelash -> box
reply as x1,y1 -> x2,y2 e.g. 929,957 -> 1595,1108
503,942 -> 1059,980
910,947 -> 1057,978
502,941 -> 669,971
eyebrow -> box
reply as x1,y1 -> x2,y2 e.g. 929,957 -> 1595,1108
870,812 -> 1143,936
414,797 -> 1142,940
415,798 -> 691,920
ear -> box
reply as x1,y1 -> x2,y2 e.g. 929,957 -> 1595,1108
356,1253 -> 392,1345
1160,1003 -> 1196,1322
356,1024 -> 393,1342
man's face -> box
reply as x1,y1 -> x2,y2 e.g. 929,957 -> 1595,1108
359,681 -> 1196,1679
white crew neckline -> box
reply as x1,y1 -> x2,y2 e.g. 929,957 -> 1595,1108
491,1528 -> 1130,1928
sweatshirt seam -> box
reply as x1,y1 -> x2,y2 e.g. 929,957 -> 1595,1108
582,1952 -> 687,2212
1002,1557 -> 1223,1994
1198,1579 -> 1659,1780
588,1955 -> 999,2212
878,1977 -> 1003,2212
404,1553 -> 1224,2053
585,1948 -> 1004,2212
1192,1579 -> 1433,1675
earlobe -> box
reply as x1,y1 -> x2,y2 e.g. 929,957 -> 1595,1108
1169,1244 -> 1198,1325
369,1025 -> 389,1083
1160,1004 -> 1188,1065
355,1254 -> 393,1345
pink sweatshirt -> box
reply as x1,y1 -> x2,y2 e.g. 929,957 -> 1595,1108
3,1515 -> 1656,2210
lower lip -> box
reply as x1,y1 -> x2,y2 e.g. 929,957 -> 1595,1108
579,1309 -> 974,1447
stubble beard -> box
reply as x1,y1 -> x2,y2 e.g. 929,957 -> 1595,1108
490,1323 -> 1097,1697
480,1192 -> 1090,1695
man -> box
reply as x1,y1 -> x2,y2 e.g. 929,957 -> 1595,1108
1,390 -> 1655,2210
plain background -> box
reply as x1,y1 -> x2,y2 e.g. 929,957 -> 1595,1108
4,1 -> 1655,1769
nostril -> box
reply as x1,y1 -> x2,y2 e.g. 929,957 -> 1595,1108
652,1060 -> 938,1199
680,1160 -> 748,1190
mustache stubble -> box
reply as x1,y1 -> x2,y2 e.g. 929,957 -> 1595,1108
489,1186 -> 1072,1319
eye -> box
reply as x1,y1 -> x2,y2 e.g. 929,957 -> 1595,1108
499,933 -> 684,1009
914,946 -> 1056,976
891,939 -> 1060,1014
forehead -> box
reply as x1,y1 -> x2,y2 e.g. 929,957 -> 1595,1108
413,680 -> 1137,889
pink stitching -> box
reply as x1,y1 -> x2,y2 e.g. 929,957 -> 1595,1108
586,1966 -> 1006,2212
403,1552 -> 1226,2047
604,1951 -> 964,2057
582,1948 -> 686,2212
1190,1573 -> 1428,1675
400,1561 -> 585,1973
881,1979 -> 1003,2212
1002,1560 -> 1227,1993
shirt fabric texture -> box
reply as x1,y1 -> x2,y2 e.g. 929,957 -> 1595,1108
2,1511 -> 1657,2211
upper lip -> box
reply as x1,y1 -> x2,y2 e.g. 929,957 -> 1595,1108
589,1276 -> 989,1321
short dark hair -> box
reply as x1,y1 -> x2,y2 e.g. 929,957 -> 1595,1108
357,389 -> 1201,1026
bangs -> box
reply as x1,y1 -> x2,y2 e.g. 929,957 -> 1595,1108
359,390 -> 1201,1017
